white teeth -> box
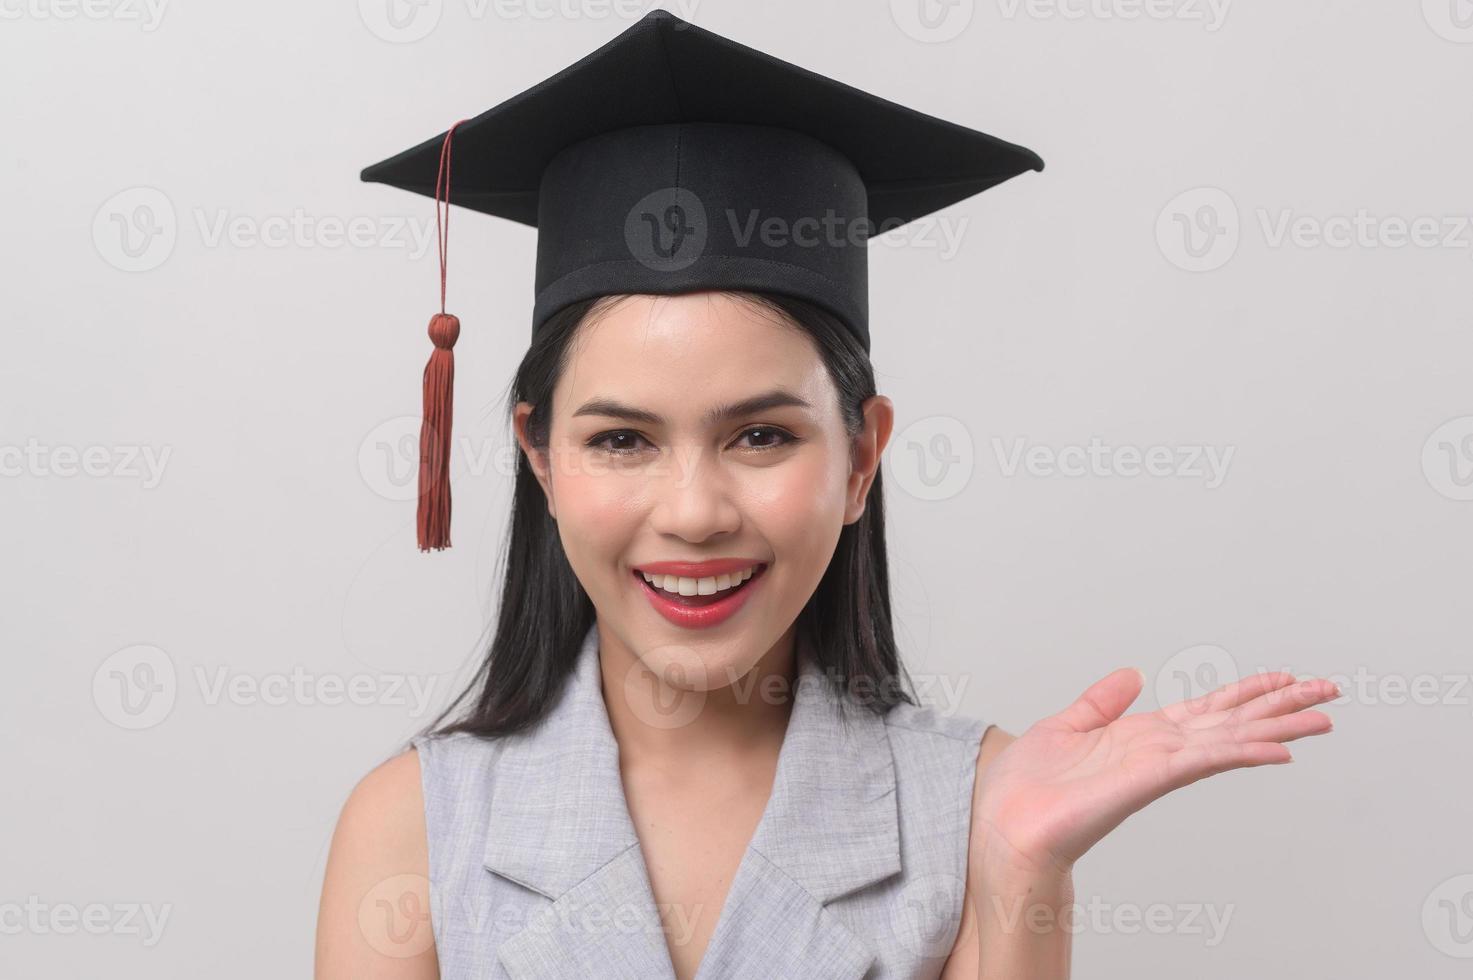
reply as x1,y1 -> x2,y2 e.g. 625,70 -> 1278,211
640,566 -> 761,596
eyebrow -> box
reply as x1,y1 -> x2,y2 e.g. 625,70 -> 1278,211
571,388 -> 814,427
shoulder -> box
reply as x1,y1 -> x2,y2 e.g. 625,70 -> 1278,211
938,724 -> 1017,979
878,701 -> 996,857
882,700 -> 998,782
879,699 -> 1012,777
315,747 -> 438,979
883,698 -> 992,744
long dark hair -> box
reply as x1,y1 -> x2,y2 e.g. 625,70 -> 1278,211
421,291 -> 915,739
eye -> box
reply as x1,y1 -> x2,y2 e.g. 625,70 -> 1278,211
587,430 -> 652,455
732,426 -> 798,451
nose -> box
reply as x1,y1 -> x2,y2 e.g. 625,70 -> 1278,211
647,444 -> 741,544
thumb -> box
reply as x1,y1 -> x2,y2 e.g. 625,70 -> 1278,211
1051,666 -> 1147,733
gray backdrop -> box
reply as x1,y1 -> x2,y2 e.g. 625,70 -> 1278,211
3,0 -> 1470,976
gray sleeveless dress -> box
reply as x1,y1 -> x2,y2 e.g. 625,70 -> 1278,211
411,624 -> 989,979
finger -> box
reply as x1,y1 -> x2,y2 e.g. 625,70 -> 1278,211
1231,710 -> 1334,745
1231,677 -> 1340,724
1163,671 -> 1299,724
1051,667 -> 1146,733
1165,740 -> 1292,790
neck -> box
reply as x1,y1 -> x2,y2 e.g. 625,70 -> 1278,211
595,622 -> 801,766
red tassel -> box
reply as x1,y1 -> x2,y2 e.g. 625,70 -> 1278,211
417,119 -> 468,552
418,312 -> 458,550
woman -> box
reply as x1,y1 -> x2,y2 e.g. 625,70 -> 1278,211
317,12 -> 1337,980
316,290 -> 1337,980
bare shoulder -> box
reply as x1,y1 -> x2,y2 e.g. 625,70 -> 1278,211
978,723 -> 1016,769
315,748 -> 438,979
940,725 -> 1017,980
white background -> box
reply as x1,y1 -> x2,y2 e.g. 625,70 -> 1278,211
2,0 -> 1471,976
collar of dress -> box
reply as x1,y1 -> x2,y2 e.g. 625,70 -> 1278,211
482,623 -> 901,980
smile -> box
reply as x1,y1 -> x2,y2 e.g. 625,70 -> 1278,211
631,560 -> 769,629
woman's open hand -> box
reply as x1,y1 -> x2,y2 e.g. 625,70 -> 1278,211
972,668 -> 1339,878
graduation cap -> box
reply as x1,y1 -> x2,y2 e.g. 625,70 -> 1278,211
361,9 -> 1042,551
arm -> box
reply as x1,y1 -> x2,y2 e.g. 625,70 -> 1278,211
942,727 -> 1074,980
943,669 -> 1339,979
315,749 -> 440,980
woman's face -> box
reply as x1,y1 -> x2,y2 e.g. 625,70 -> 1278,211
516,292 -> 891,692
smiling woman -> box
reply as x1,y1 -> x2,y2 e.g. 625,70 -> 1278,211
504,291 -> 901,717
315,10 -> 1339,980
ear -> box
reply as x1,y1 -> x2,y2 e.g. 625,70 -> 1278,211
844,394 -> 894,525
513,401 -> 557,520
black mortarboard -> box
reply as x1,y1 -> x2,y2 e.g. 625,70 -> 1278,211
361,9 -> 1042,550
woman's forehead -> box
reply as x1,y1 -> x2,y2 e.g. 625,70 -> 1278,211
556,294 -> 831,409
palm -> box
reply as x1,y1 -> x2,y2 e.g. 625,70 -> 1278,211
974,668 -> 1338,875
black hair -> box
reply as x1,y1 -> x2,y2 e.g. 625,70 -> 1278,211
419,291 -> 915,738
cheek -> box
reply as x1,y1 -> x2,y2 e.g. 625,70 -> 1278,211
739,447 -> 850,556
551,462 -> 648,561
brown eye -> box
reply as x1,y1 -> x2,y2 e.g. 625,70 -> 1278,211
734,426 -> 796,450
588,430 -> 650,454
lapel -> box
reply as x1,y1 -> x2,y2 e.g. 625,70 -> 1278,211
486,624 -> 900,980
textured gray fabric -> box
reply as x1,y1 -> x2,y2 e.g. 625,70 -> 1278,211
412,624 -> 988,979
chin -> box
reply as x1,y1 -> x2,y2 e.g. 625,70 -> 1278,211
627,627 -> 777,695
